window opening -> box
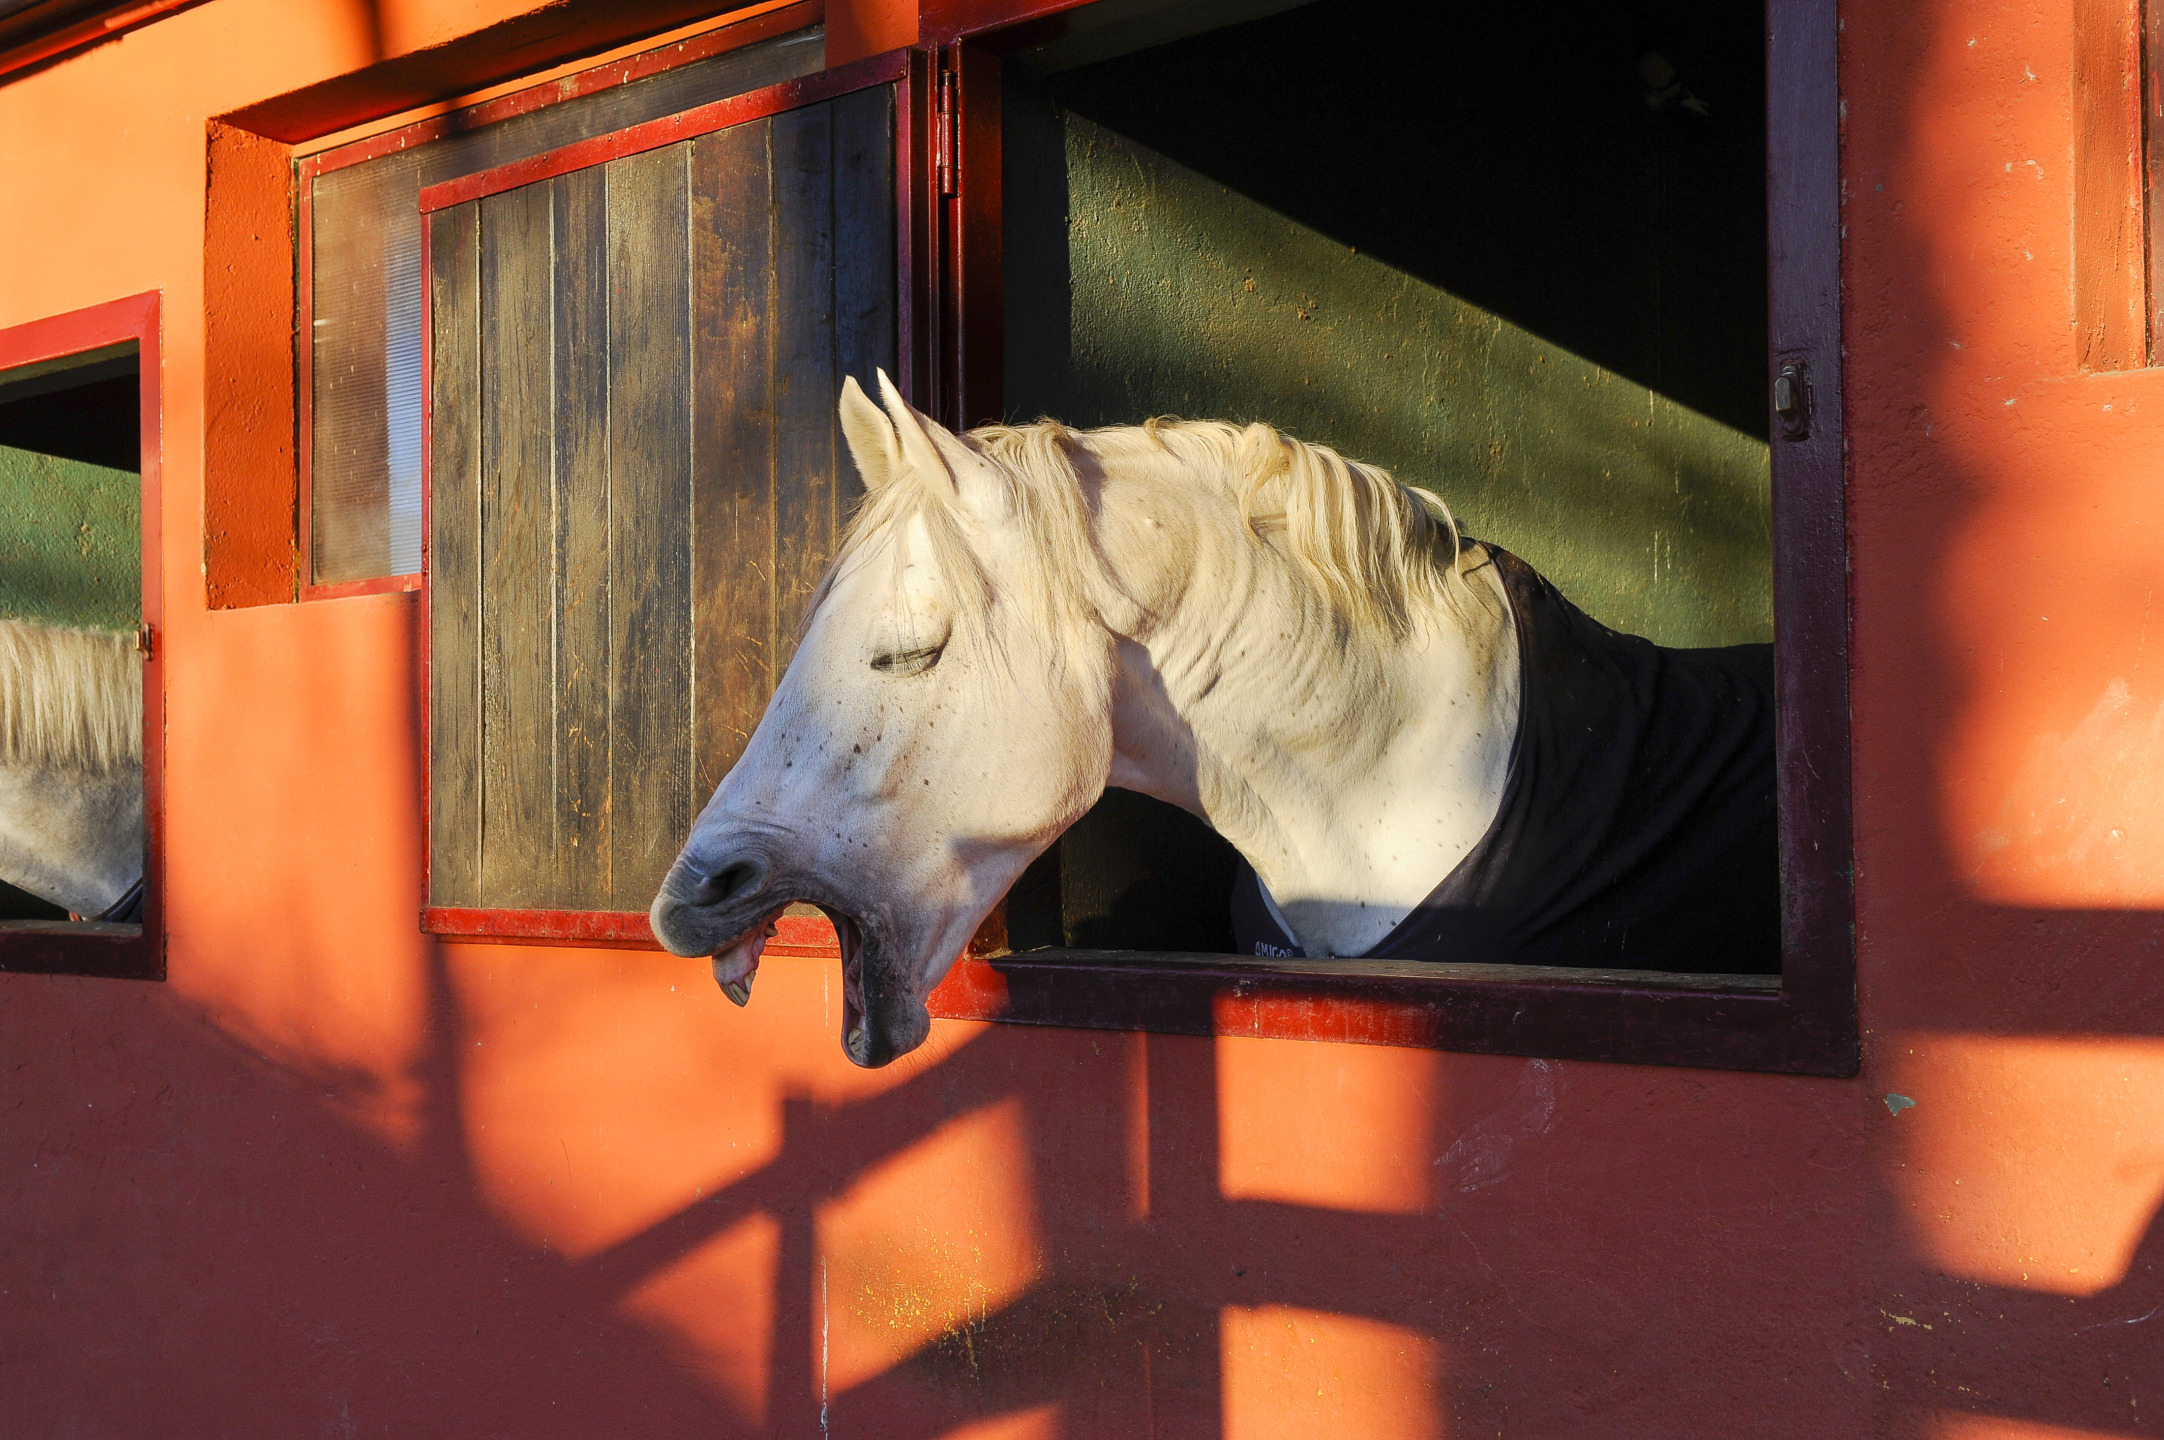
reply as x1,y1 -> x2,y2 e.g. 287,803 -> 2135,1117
0,343 -> 146,932
999,0 -> 1776,971
305,24 -> 827,588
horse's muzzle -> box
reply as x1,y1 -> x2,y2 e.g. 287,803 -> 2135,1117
650,849 -> 775,958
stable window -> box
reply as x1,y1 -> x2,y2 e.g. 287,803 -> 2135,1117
418,61 -> 904,940
920,0 -> 1854,1075
300,21 -> 827,596
0,293 -> 165,981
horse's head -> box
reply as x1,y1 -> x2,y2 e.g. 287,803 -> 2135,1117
651,373 -> 1116,1066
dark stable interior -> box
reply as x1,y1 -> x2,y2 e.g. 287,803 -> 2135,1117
1001,0 -> 1772,956
0,356 -> 139,922
0,371 -> 139,471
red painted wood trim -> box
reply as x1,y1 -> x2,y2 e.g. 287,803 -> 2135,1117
923,43 -> 1003,430
0,291 -> 164,982
418,50 -> 907,213
297,0 -> 824,176
0,0 -> 210,85
422,907 -> 842,956
294,164 -> 317,595
227,0 -> 825,147
418,208 -> 443,938
920,0 -> 1088,48
897,46 -> 937,406
923,953 -> 1825,1072
302,573 -> 422,603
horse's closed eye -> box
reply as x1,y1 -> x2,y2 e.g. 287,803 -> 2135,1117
870,645 -> 944,677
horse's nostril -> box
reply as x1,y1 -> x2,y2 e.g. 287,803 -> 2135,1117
685,861 -> 757,908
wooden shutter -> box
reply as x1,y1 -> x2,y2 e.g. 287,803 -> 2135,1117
423,81 -> 897,933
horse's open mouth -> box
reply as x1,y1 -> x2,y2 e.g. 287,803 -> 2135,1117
828,908 -> 872,1066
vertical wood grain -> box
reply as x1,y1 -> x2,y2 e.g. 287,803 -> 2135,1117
691,118 -> 778,799
552,165 -> 612,907
606,142 -> 697,910
772,102 -> 839,670
428,202 -> 483,907
479,180 -> 556,907
832,85 -> 898,497
431,89 -> 900,920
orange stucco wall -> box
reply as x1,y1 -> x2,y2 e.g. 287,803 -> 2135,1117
0,1 -> 2159,1435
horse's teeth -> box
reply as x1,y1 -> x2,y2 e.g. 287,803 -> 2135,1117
847,1025 -> 865,1056
718,975 -> 752,1007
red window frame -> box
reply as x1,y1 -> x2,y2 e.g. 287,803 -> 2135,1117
912,0 -> 1857,1078
0,291 -> 167,983
412,48 -> 927,950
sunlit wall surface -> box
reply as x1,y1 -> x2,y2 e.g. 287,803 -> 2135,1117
0,0 -> 2158,1436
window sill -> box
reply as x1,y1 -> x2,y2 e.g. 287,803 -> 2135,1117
0,921 -> 156,980
301,573 -> 422,603
417,911 -> 1850,1076
422,905 -> 837,952
925,947 -> 1852,1077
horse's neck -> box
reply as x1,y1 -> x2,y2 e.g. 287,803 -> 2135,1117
0,762 -> 142,916
1097,479 -> 1519,959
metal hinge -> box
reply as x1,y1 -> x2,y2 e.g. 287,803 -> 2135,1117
935,65 -> 958,197
134,621 -> 153,659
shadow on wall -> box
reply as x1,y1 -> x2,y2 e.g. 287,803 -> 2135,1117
2,938 -> 2159,1438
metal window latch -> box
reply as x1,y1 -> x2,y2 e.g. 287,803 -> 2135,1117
134,621 -> 153,659
1774,361 -> 1811,439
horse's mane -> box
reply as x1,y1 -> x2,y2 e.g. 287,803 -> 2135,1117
830,415 -> 1468,658
0,619 -> 142,774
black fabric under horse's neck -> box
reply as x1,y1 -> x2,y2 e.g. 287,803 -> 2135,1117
1231,543 -> 1779,973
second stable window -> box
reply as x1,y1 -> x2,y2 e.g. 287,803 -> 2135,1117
998,0 -> 1778,973
422,78 -> 898,933
303,24 -> 825,589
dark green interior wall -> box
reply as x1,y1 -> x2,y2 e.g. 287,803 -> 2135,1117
1000,0 -> 1777,951
0,447 -> 141,634
0,359 -> 141,634
1004,0 -> 1774,648
1008,108 -> 1772,648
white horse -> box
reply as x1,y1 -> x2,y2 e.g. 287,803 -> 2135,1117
652,374 -> 1775,1066
0,619 -> 144,921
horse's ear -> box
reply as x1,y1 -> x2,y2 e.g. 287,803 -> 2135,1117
840,375 -> 900,491
874,369 -> 952,489
874,369 -> 1007,519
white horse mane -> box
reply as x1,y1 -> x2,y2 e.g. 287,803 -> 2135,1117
828,414 -> 1470,660
0,619 -> 142,774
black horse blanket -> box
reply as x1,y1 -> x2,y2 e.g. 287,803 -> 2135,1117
1231,543 -> 1779,973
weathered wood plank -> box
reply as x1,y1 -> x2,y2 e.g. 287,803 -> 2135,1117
428,202 -> 483,908
771,102 -> 839,671
605,142 -> 697,911
831,85 -> 897,507
478,180 -> 557,908
552,164 -> 612,908
690,117 -> 777,800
